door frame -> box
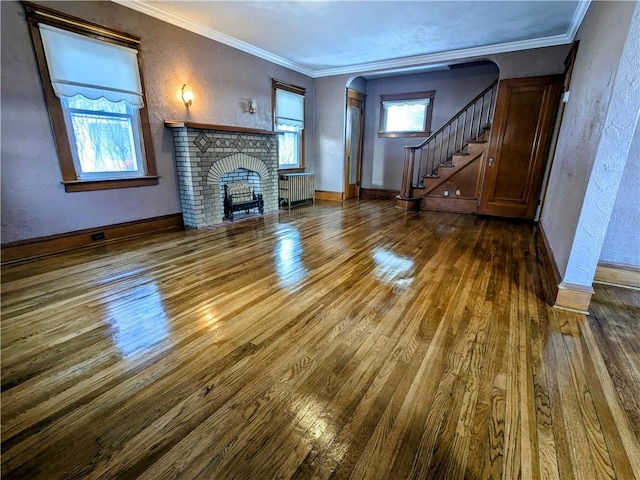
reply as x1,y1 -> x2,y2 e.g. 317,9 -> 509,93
344,89 -> 365,199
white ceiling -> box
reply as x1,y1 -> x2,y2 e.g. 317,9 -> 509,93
115,1 -> 590,78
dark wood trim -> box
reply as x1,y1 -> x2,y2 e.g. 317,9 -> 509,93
23,2 -> 158,192
164,120 -> 279,136
315,190 -> 343,201
25,8 -> 76,183
1,213 -> 183,264
271,79 -> 306,170
377,131 -> 432,138
62,176 -> 160,192
535,223 -> 562,304
22,2 -> 140,48
271,79 -> 306,96
344,89 -> 366,199
347,89 -> 366,101
136,54 -> 158,178
278,167 -> 306,174
360,188 -> 399,199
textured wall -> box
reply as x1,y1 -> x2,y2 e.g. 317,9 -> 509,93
488,46 -> 569,79
314,74 -> 353,193
361,63 -> 499,191
540,1 -> 636,280
313,45 -> 567,194
600,121 -> 640,266
562,2 -> 640,284
0,0 -> 313,243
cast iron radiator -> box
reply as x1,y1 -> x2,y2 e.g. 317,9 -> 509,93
279,173 -> 315,211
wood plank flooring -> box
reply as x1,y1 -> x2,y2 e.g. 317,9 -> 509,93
1,200 -> 639,479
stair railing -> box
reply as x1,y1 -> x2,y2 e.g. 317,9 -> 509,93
399,79 -> 498,198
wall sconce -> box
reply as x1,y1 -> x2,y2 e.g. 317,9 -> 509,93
247,98 -> 257,115
181,84 -> 193,107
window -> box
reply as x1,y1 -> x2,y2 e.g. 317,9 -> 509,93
24,3 -> 157,192
273,80 -> 305,170
378,91 -> 435,138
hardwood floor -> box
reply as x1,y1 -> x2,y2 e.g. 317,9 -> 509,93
1,200 -> 638,479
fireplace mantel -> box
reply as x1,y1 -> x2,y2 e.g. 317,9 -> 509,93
164,120 -> 279,136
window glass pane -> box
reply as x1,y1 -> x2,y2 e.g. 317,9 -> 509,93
385,104 -> 426,132
277,124 -> 300,167
63,95 -> 142,176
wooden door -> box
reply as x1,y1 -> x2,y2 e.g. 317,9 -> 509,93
479,76 -> 563,219
344,89 -> 365,199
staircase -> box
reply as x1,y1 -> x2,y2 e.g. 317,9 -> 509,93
398,80 -> 498,210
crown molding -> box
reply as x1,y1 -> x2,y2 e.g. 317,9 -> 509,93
113,0 -> 591,80
313,34 -> 573,78
111,0 -> 316,77
567,0 -> 591,41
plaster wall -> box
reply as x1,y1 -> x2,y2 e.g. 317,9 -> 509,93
314,74 -> 352,193
540,0 -> 636,280
313,45 -> 567,195
361,64 -> 499,191
348,76 -> 367,94
600,121 -> 640,266
0,0 -> 313,243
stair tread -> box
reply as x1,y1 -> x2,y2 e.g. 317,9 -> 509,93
467,139 -> 487,144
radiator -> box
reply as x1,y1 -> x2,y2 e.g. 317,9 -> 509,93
279,173 -> 315,211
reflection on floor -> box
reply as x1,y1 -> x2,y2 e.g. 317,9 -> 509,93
1,200 -> 639,479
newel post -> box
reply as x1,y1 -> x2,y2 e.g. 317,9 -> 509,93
396,146 -> 421,210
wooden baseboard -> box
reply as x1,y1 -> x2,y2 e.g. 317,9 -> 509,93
535,223 -> 562,303
315,190 -> 343,201
1,213 -> 184,264
555,281 -> 595,314
535,223 -> 593,313
360,188 -> 398,199
594,261 -> 640,290
422,196 -> 478,214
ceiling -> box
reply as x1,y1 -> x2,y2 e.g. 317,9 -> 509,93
115,1 -> 590,78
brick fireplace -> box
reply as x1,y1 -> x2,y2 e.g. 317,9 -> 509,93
166,121 -> 279,227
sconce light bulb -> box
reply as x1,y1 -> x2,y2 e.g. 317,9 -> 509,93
248,98 -> 257,114
181,84 -> 193,107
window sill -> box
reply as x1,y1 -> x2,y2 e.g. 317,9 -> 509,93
278,167 -> 305,174
378,131 -> 431,138
62,176 -> 159,192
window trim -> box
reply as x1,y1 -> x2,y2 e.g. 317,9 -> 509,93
272,79 -> 306,171
23,2 -> 158,192
378,91 -> 435,138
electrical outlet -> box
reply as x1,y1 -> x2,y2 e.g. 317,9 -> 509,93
443,190 -> 449,196
455,189 -> 461,196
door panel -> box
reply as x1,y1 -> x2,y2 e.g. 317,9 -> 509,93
479,76 -> 562,219
345,89 -> 364,199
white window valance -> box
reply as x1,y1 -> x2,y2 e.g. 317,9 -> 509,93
382,98 -> 430,108
275,88 -> 304,130
38,24 -> 144,107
